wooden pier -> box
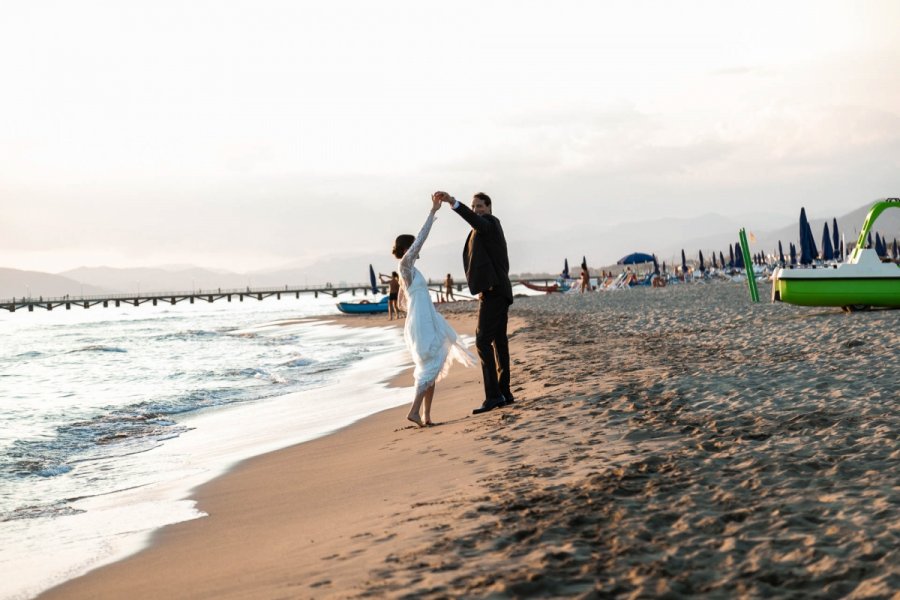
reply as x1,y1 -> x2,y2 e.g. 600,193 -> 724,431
1,278 -> 563,313
0,283 -> 387,313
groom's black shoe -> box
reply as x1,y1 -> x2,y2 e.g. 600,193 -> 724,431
500,393 -> 515,406
472,396 -> 505,415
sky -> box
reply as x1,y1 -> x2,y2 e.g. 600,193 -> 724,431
2,0 -> 900,274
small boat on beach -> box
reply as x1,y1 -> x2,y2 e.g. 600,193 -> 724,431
336,296 -> 389,314
771,199 -> 900,311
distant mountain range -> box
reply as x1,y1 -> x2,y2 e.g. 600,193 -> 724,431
2,201 -> 897,299
0,268 -> 111,300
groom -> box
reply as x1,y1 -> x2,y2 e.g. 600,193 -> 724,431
437,191 -> 514,414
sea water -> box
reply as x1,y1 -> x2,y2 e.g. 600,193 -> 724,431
0,295 -> 415,599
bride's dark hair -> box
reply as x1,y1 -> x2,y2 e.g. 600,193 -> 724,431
392,234 -> 415,259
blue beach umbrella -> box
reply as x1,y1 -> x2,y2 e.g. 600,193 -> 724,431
369,264 -> 378,294
698,250 -> 705,273
681,249 -> 688,274
832,218 -> 840,260
821,223 -> 834,261
789,242 -> 797,265
734,243 -> 744,269
799,207 -> 814,265
719,251 -> 726,270
728,246 -> 735,269
867,232 -> 873,249
893,239 -> 899,260
562,259 -> 570,279
652,254 -> 660,275
712,252 -> 718,269
876,233 -> 885,257
778,241 -> 786,265
617,252 -> 655,265
807,220 -> 818,261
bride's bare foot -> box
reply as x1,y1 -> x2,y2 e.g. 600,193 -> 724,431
407,414 -> 425,427
425,419 -> 434,426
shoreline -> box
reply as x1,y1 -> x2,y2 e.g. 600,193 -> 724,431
12,316 -> 412,600
39,287 -> 900,598
38,305 -> 521,599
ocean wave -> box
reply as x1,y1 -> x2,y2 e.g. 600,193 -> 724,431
1,500 -> 85,522
37,464 -> 73,477
67,345 -> 128,354
280,357 -> 314,368
14,350 -> 44,359
153,329 -> 223,341
1,411 -> 189,481
135,388 -> 248,415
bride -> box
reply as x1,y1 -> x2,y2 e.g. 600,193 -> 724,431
393,194 -> 476,427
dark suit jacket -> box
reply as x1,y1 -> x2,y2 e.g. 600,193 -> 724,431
452,203 -> 513,304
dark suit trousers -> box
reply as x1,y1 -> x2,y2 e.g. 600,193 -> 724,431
476,290 -> 511,401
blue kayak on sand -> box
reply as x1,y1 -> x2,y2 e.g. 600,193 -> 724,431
336,296 -> 389,314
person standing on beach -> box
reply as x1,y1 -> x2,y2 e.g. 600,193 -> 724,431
393,194 -> 476,426
580,267 -> 590,293
444,273 -> 455,301
379,272 -> 402,319
436,191 -> 514,415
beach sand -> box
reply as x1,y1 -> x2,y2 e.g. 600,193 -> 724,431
40,284 -> 899,598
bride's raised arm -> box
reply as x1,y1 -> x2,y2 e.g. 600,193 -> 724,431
399,197 -> 441,275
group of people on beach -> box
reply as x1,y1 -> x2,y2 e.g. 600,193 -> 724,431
391,191 -> 514,427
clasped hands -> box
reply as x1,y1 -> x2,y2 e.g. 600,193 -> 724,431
431,191 -> 455,210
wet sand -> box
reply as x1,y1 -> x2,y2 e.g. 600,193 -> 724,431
41,284 -> 899,598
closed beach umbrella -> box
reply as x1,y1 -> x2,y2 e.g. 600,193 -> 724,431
778,241 -> 786,265
698,250 -> 706,273
893,239 -> 899,260
799,207 -> 814,265
719,251 -> 726,270
867,232 -> 873,249
562,258 -> 570,279
728,245 -> 735,268
652,254 -> 660,275
832,218 -> 840,260
876,233 -> 885,257
681,249 -> 687,273
789,242 -> 797,265
821,223 -> 834,261
712,252 -> 718,269
798,207 -> 810,264
662,261 -> 667,274
801,207 -> 818,263
369,264 -> 378,294
807,219 -> 818,262
734,243 -> 744,269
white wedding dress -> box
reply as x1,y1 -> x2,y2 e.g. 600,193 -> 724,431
399,209 -> 476,393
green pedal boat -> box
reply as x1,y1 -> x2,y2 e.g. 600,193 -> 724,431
772,198 -> 900,311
